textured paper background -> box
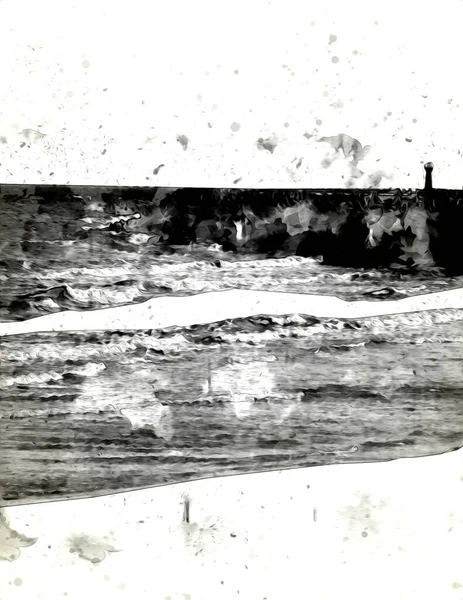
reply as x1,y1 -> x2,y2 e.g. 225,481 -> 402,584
1,1 -> 463,599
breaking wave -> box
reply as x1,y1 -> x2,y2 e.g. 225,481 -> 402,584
0,362 -> 106,389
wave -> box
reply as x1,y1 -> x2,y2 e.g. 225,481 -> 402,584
0,362 -> 106,389
4,255 -> 460,324
5,283 -> 167,318
0,332 -> 190,363
1,288 -> 463,338
18,254 -> 452,283
0,338 -> 139,364
2,308 -> 461,365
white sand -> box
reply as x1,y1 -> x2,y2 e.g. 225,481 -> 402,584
1,288 -> 463,337
1,449 -> 463,600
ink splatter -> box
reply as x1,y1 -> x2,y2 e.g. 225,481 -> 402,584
339,493 -> 387,536
329,34 -> 337,44
153,164 -> 165,175
0,509 -> 37,561
67,533 -> 119,564
331,56 -> 339,63
82,59 -> 90,68
230,122 -> 241,132
318,133 -> 371,166
20,129 -> 46,144
183,494 -> 191,523
257,137 -> 278,154
121,401 -> 175,442
176,134 -> 189,150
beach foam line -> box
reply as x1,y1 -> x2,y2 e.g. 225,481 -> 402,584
1,288 -> 463,338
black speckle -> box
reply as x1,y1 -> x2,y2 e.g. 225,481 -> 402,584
230,533 -> 237,538
153,164 -> 165,175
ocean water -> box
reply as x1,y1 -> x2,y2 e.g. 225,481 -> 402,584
1,189 -> 463,504
1,259 -> 463,504
2,247 -> 463,322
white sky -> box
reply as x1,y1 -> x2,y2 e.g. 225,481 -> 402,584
0,0 -> 462,187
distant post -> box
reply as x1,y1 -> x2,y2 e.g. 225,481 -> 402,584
423,162 -> 434,211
